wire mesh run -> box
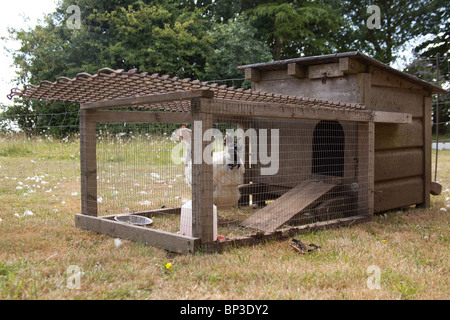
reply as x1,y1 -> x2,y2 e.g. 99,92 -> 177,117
92,115 -> 371,242
95,122 -> 190,233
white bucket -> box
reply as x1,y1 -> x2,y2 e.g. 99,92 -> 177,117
180,200 -> 217,241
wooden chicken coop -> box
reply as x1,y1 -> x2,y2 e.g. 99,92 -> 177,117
238,51 -> 447,213
8,51 -> 446,254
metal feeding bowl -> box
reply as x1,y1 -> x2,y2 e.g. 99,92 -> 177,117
114,215 -> 153,226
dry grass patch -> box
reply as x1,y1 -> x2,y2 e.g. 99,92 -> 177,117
0,137 -> 449,300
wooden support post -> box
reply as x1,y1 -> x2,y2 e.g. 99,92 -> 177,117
358,121 -> 375,217
79,109 -> 98,216
191,98 -> 215,243
423,96 -> 432,207
357,73 -> 372,108
237,120 -> 251,206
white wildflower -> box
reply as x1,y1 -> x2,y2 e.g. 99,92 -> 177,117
24,210 -> 34,216
114,238 -> 122,248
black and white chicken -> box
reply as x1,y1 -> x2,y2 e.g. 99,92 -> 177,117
172,126 -> 245,209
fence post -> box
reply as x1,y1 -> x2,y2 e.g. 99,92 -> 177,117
79,109 -> 98,216
191,97 -> 215,243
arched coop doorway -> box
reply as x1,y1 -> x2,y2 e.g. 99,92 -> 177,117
312,120 -> 345,178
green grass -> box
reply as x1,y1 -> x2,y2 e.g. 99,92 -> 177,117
0,136 -> 449,300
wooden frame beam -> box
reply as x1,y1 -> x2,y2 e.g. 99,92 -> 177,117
88,110 -> 191,124
80,90 -> 214,110
198,98 -> 373,122
372,111 -> 412,124
75,214 -> 200,254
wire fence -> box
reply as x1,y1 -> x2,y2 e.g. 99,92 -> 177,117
0,107 -> 449,232
0,111 -> 371,239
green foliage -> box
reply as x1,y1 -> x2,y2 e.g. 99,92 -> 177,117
334,0 -> 441,64
93,2 -> 213,79
250,0 -> 343,59
414,0 -> 450,79
205,15 -> 272,87
404,57 -> 449,134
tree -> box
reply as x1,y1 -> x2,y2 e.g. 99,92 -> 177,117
94,2 -> 212,79
414,0 -> 450,79
4,0 -> 214,135
334,0 -> 441,64
249,0 -> 343,59
404,57 -> 449,135
204,15 -> 273,87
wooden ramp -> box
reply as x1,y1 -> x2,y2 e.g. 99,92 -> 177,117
241,180 -> 338,232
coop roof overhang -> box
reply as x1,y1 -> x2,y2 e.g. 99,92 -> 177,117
238,51 -> 448,95
8,67 -> 412,123
8,67 -> 366,112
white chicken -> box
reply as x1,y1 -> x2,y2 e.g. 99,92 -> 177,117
172,126 -> 245,209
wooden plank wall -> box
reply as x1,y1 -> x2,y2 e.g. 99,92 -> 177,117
367,68 -> 430,212
254,70 -> 360,104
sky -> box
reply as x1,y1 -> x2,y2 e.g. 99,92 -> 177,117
0,0 -> 58,106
